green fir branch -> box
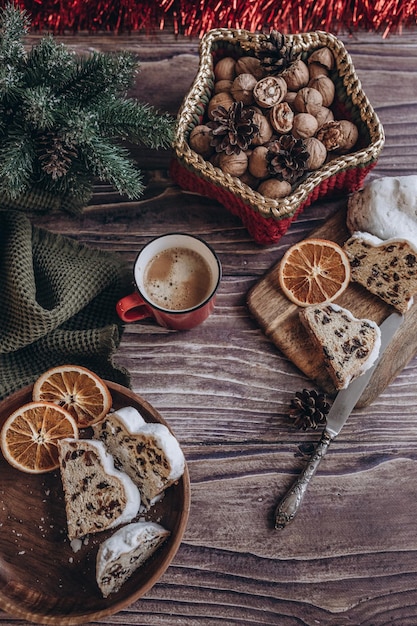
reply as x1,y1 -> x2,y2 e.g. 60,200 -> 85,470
23,36 -> 76,89
0,128 -> 35,199
0,3 -> 175,211
58,51 -> 139,105
80,138 -> 144,199
96,98 -> 174,148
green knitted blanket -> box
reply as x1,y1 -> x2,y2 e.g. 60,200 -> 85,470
0,211 -> 132,401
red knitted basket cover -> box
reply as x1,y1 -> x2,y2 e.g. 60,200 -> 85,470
170,158 -> 377,245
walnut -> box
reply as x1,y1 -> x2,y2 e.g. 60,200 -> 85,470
214,79 -> 233,94
316,120 -> 359,152
239,170 -> 259,188
293,87 -> 323,116
308,63 -> 329,79
258,178 -> 292,199
292,113 -> 318,139
236,56 -> 265,80
218,151 -> 248,176
251,112 -> 274,145
315,106 -> 334,128
253,76 -> 287,108
282,58 -> 309,91
308,47 -> 335,71
214,57 -> 236,81
248,146 -> 269,178
231,73 -> 257,105
269,102 -> 294,134
189,125 -> 214,158
207,92 -> 234,120
304,137 -> 327,169
284,91 -> 297,107
308,75 -> 335,107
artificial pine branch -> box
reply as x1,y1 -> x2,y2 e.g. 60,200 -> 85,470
0,3 -> 175,213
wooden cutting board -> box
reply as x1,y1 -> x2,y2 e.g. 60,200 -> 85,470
247,208 -> 417,407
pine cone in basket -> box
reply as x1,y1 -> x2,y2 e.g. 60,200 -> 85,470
207,101 -> 259,155
256,30 -> 297,76
288,389 -> 330,430
266,135 -> 310,184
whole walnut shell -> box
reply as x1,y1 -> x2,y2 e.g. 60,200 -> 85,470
282,58 -> 309,91
189,125 -> 214,158
214,57 -> 236,81
236,56 -> 265,80
308,75 -> 335,107
258,178 -> 292,199
248,146 -> 269,178
207,92 -> 234,120
253,76 -> 287,108
308,63 -> 329,79
304,137 -> 327,169
218,151 -> 248,176
231,73 -> 257,105
293,87 -> 323,116
214,79 -> 233,94
316,120 -> 359,152
308,47 -> 335,71
315,106 -> 334,128
292,113 -> 318,139
251,112 -> 274,146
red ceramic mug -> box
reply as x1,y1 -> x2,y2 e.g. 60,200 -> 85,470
116,233 -> 222,330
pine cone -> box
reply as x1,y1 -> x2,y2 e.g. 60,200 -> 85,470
38,133 -> 78,180
288,389 -> 330,430
257,30 -> 297,75
266,135 -> 310,184
207,101 -> 259,155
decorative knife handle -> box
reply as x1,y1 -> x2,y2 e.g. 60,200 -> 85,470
274,429 -> 332,529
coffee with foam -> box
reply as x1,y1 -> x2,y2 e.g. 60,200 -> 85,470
144,247 -> 213,311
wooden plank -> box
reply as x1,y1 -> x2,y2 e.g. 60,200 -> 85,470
247,208 -> 417,405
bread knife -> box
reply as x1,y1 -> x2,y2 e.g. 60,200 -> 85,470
274,311 -> 404,530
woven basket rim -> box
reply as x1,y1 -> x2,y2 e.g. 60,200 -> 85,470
173,28 -> 385,221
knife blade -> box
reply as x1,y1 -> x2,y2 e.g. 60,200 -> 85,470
274,310 -> 403,530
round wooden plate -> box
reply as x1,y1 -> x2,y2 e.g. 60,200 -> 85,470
0,381 -> 190,625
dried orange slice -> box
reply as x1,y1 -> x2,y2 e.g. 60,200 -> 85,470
33,365 -> 112,428
278,238 -> 351,306
1,401 -> 78,474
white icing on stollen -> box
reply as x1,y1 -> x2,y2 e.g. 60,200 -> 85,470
97,521 -> 168,570
347,175 -> 417,248
86,439 -> 141,527
96,521 -> 170,597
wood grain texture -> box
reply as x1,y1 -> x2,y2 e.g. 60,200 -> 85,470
1,29 -> 417,626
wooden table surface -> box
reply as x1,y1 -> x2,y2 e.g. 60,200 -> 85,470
2,29 -> 417,626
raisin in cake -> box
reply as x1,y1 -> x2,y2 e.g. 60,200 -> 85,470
58,438 -> 141,540
93,406 -> 185,508
96,521 -> 170,598
347,175 -> 417,248
299,303 -> 381,390
344,232 -> 417,313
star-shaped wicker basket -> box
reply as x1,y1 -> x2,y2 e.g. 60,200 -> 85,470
171,28 -> 385,245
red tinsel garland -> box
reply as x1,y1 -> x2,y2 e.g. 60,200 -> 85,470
3,0 -> 417,36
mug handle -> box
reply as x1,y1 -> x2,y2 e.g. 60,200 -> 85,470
116,292 -> 154,323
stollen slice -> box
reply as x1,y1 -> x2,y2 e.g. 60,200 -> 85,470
93,406 -> 185,508
96,521 -> 170,598
344,231 -> 417,313
58,438 -> 141,540
299,303 -> 381,390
